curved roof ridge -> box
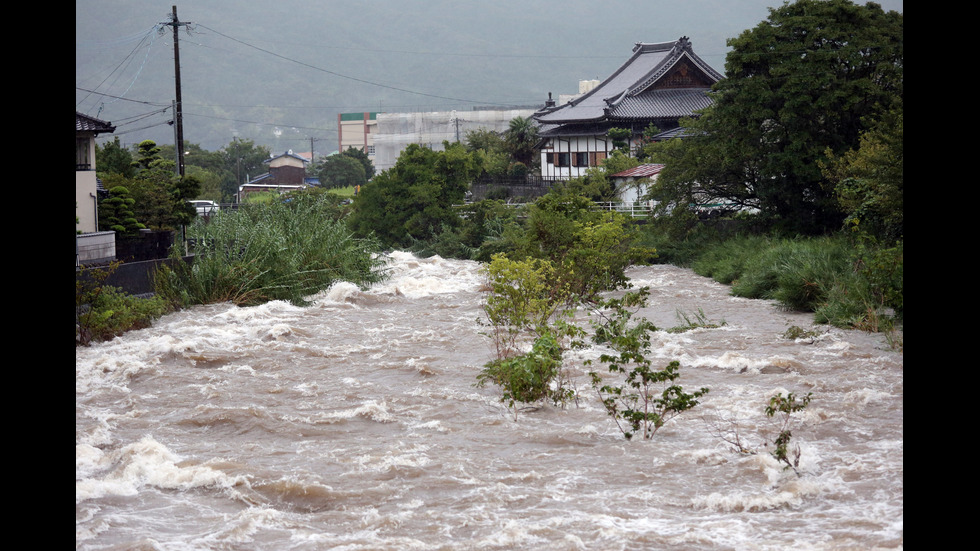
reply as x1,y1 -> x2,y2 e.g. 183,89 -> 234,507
632,41 -> 677,54
564,39 -> 669,108
626,38 -> 723,98
535,37 -> 721,125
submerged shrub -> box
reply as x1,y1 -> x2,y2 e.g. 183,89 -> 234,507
587,289 -> 708,439
476,332 -> 575,418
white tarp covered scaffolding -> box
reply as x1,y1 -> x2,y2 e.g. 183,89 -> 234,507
373,108 -> 536,173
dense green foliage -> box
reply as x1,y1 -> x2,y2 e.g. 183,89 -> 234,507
822,101 -> 904,241
155,192 -> 387,307
480,254 -> 571,357
504,116 -> 540,169
476,332 -> 572,418
644,0 -> 903,235
96,137 -> 136,179
553,150 -> 641,202
688,234 -> 902,330
155,139 -> 271,203
76,262 -> 171,346
476,254 -> 584,416
98,140 -> 201,231
98,186 -> 145,235
318,153 -> 367,189
348,142 -> 480,249
341,146 -> 376,181
514,188 -> 652,300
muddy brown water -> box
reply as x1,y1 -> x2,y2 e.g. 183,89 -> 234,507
76,251 -> 903,550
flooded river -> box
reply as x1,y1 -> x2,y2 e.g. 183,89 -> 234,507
76,251 -> 903,550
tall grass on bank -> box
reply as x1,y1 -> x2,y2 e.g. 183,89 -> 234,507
155,193 -> 388,307
690,235 -> 902,331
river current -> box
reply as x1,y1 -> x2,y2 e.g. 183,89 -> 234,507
76,251 -> 903,550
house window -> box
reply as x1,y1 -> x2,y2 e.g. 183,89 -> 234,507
574,152 -> 589,167
76,137 -> 91,171
555,152 -> 570,167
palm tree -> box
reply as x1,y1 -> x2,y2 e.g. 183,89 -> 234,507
504,116 -> 540,168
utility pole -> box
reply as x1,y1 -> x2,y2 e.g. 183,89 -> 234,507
163,6 -> 189,177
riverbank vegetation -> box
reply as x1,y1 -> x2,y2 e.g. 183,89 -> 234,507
76,262 -> 171,346
154,190 -> 387,308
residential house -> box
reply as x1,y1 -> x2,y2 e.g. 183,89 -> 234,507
534,37 -> 723,181
76,111 -> 117,265
238,150 -> 310,200
76,111 -> 115,233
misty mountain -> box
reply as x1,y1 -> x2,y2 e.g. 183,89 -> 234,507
76,0 -> 903,155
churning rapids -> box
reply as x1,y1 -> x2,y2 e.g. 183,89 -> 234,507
76,251 -> 903,550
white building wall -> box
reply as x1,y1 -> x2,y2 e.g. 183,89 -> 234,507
373,109 -> 536,173
76,170 -> 99,233
76,134 -> 99,233
539,135 -> 611,180
539,134 -> 643,180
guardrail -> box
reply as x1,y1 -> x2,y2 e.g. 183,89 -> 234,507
591,201 -> 657,218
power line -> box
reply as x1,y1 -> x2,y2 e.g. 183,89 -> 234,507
194,23 -> 526,107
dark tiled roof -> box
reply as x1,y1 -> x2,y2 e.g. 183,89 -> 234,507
607,88 -> 715,121
649,126 -> 700,140
538,122 -> 611,138
536,37 -> 721,126
76,111 -> 115,134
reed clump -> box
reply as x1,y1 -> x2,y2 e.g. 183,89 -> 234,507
689,235 -> 902,332
155,192 -> 388,307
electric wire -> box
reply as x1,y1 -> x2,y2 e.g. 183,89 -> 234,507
194,23 -> 528,107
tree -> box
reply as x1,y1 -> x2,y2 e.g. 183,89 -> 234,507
341,146 -> 375,180
96,137 -> 135,178
647,0 -> 903,235
124,140 -> 201,230
98,186 -> 145,234
220,138 -> 272,200
348,142 -> 479,248
465,128 -> 511,178
505,116 -> 540,169
318,154 -> 367,189
465,128 -> 507,155
822,101 -> 903,241
607,128 -> 632,156
517,187 -> 649,300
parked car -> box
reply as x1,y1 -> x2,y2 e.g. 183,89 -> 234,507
189,200 -> 219,215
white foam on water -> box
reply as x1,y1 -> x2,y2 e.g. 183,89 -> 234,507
75,436 -> 244,503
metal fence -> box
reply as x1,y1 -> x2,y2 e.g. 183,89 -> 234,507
468,176 -> 557,202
